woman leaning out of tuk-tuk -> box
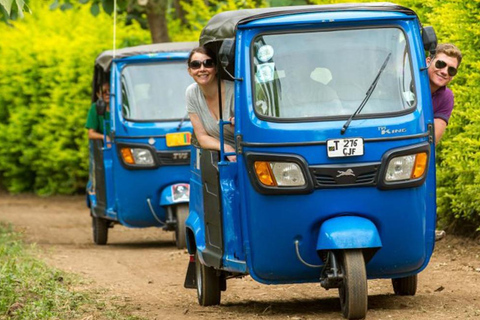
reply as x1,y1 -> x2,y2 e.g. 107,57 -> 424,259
186,47 -> 236,161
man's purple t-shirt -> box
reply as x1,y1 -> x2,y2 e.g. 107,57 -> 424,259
432,86 -> 454,124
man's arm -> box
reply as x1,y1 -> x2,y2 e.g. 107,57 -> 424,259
434,118 -> 448,146
88,129 -> 104,140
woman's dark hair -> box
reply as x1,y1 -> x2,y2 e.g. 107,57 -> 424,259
187,46 -> 217,66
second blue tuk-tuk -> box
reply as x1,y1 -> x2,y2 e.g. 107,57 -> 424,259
184,3 -> 438,319
87,42 -> 196,248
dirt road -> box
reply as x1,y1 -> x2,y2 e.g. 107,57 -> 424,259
1,193 -> 479,319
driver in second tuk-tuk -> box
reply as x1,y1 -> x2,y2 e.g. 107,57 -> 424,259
86,81 -> 111,141
185,46 -> 236,162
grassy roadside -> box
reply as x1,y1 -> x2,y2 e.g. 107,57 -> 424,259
0,223 -> 144,320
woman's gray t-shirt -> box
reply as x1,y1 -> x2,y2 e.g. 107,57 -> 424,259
186,80 -> 235,147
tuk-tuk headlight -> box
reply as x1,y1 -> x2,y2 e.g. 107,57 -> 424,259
385,152 -> 428,182
254,161 -> 306,187
120,147 -> 155,166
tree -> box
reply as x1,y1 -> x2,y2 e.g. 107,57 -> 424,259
0,0 -> 30,22
51,0 -> 186,43
52,0 -> 267,44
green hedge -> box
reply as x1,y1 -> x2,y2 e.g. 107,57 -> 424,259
418,0 -> 480,236
0,3 -> 150,194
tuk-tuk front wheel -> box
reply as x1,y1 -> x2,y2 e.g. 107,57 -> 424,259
92,216 -> 108,245
392,274 -> 417,296
195,251 -> 221,306
338,250 -> 368,320
174,204 -> 188,249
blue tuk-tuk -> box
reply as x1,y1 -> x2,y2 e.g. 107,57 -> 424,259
87,42 -> 196,248
184,3 -> 438,319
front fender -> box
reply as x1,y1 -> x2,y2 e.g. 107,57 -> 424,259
159,183 -> 190,206
317,216 -> 382,251
185,209 -> 205,255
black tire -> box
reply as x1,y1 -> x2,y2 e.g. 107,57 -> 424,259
92,216 -> 108,245
392,274 -> 417,296
174,204 -> 188,249
338,250 -> 368,320
195,251 -> 221,306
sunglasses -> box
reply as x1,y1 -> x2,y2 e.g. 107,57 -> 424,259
435,60 -> 457,77
189,59 -> 215,70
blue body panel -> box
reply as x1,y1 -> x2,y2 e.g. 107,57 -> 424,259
190,9 -> 436,284
88,52 -> 193,228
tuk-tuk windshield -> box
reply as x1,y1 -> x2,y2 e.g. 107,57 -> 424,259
121,62 -> 193,121
252,27 -> 416,119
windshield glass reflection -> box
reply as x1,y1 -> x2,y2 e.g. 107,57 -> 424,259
121,62 -> 193,121
252,28 -> 415,119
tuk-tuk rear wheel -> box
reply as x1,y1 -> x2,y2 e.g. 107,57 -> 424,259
338,250 -> 368,320
174,204 -> 188,249
92,216 -> 108,245
195,251 -> 221,306
392,274 -> 417,296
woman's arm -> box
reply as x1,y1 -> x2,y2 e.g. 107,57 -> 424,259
189,113 -> 236,161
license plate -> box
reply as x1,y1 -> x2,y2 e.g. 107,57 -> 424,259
166,132 -> 191,147
327,138 -> 364,158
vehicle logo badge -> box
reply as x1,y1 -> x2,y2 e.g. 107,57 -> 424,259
173,152 -> 189,160
337,169 -> 355,177
378,126 -> 407,135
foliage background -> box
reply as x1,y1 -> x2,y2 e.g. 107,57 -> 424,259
0,0 -> 478,235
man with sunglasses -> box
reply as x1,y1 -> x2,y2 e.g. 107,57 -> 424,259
426,43 -> 462,146
426,43 -> 462,241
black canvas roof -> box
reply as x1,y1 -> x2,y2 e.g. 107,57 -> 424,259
200,2 -> 416,46
91,41 -> 197,102
95,41 -> 198,72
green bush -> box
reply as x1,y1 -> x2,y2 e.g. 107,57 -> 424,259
426,0 -> 480,236
0,2 -> 150,195
397,0 -> 480,235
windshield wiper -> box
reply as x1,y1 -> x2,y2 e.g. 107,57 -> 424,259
341,52 -> 392,135
177,112 -> 189,131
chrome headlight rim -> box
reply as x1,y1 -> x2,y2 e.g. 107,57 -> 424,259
117,142 -> 159,170
377,142 -> 431,190
246,152 -> 314,195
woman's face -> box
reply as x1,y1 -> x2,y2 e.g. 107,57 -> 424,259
188,52 -> 216,87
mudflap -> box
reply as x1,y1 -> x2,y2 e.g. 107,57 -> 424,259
184,254 -> 196,289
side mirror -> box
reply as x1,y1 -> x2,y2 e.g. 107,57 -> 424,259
96,99 -> 106,116
219,39 -> 235,69
422,26 -> 437,56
